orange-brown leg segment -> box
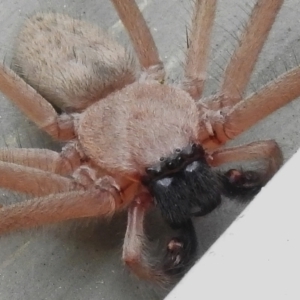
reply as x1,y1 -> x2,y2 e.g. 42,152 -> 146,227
122,194 -> 165,282
110,0 -> 165,81
205,140 -> 283,199
0,162 -> 81,197
0,189 -> 122,235
0,145 -> 81,176
122,194 -> 197,283
224,67 -> 300,140
218,0 -> 284,106
182,0 -> 217,99
199,66 -> 300,149
0,65 -> 75,140
208,140 -> 283,182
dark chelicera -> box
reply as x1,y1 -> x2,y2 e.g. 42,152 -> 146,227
142,143 -> 222,227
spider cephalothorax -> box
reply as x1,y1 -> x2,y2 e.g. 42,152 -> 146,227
0,0 -> 296,286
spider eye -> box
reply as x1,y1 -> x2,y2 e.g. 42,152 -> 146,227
159,157 -> 165,162
167,161 -> 176,169
175,148 -> 181,153
176,155 -> 183,164
166,154 -> 184,170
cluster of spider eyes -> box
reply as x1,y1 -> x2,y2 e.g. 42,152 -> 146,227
143,143 -> 206,183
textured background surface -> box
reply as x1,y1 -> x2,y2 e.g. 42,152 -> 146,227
166,147 -> 300,300
0,0 -> 299,299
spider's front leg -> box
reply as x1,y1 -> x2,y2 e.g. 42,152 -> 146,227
198,64 -> 300,149
207,140 -> 283,200
123,194 -> 198,283
222,68 -> 300,142
193,0 -> 300,149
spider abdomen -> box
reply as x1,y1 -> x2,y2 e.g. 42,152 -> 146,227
77,81 -> 201,177
13,12 -> 136,113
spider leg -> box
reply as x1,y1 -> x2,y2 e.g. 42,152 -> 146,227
216,0 -> 284,106
199,66 -> 300,147
123,196 -> 198,283
0,65 -> 75,141
122,194 -> 165,282
110,0 -> 165,81
0,144 -> 81,176
0,162 -> 81,197
208,140 -> 282,172
182,0 -> 217,99
223,67 -> 300,141
207,140 -> 283,199
0,188 -> 123,235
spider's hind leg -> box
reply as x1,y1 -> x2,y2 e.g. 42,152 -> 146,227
0,187 -> 123,235
0,65 -> 75,140
0,143 -> 82,176
0,162 -> 79,197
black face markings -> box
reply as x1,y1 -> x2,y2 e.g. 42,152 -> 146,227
143,144 -> 222,226
143,143 -> 206,184
143,143 -> 266,227
147,160 -> 222,226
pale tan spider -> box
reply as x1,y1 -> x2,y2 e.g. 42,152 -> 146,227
0,0 -> 299,284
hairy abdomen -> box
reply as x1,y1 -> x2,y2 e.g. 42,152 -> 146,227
13,12 -> 136,112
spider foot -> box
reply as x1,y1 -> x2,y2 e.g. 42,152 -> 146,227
220,169 -> 264,201
162,220 -> 197,277
163,237 -> 187,275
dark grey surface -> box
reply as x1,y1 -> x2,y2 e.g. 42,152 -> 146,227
0,0 -> 300,299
